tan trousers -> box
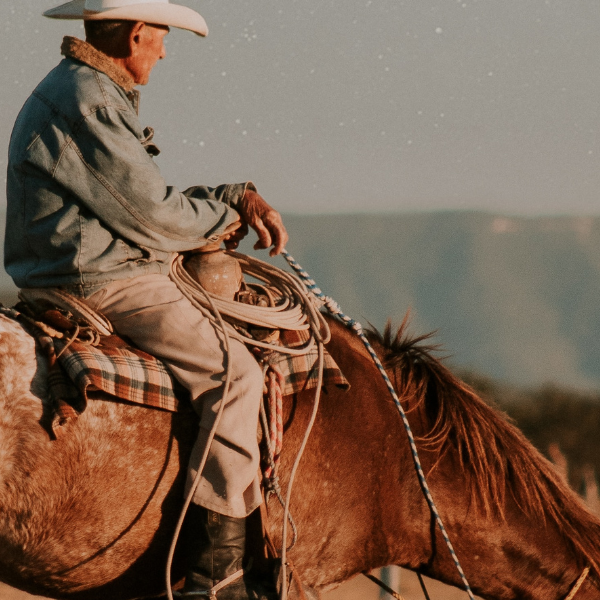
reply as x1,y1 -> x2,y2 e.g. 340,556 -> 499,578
83,273 -> 263,518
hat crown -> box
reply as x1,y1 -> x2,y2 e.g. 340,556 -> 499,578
86,0 -> 169,9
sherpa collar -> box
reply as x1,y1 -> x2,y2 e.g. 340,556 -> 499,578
61,36 -> 136,93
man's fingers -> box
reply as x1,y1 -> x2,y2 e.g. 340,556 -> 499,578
227,221 -> 248,242
252,218 -> 272,250
269,223 -> 289,256
224,220 -> 242,235
262,211 -> 288,256
238,190 -> 288,255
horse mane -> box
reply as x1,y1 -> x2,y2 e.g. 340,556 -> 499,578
366,317 -> 600,574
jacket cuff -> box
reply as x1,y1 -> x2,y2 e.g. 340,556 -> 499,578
224,181 -> 257,210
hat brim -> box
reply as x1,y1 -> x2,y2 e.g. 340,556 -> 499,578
43,1 -> 208,37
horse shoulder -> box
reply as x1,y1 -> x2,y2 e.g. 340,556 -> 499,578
0,315 -> 197,598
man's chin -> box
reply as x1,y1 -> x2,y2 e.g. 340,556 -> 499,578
133,72 -> 151,86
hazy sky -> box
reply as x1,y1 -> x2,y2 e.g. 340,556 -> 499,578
1,0 -> 600,215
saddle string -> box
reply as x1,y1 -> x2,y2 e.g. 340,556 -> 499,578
258,372 -> 299,549
280,250 -> 477,600
167,252 -> 329,600
278,341 -> 325,600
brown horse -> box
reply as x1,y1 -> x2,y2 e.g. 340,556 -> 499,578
0,312 -> 599,600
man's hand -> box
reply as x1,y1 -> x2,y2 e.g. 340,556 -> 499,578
195,218 -> 242,253
227,189 -> 289,257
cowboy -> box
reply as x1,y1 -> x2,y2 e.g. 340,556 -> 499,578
5,1 -> 288,598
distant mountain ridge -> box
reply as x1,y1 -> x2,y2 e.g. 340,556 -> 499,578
274,212 -> 600,390
2,211 -> 600,389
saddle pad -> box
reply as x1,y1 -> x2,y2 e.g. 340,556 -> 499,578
56,335 -> 183,412
55,334 -> 349,413
267,348 -> 349,397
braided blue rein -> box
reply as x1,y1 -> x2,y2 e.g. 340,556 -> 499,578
281,250 -> 476,600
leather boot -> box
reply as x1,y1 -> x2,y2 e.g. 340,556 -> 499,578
182,504 -> 277,600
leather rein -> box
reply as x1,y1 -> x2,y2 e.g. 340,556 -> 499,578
565,568 -> 591,600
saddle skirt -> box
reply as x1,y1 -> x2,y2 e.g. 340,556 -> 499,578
52,334 -> 186,414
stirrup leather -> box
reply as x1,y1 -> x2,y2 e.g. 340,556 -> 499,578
18,287 -> 113,336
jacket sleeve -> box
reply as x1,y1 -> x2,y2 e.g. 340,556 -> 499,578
52,103 -> 246,252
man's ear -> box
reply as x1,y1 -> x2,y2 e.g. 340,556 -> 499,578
128,21 -> 146,55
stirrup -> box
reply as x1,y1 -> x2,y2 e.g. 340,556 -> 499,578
176,568 -> 245,599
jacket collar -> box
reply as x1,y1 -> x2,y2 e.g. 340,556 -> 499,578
61,36 -> 136,93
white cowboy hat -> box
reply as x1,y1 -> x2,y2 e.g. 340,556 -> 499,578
43,0 -> 208,37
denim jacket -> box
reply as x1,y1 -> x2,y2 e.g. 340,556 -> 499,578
5,36 -> 248,294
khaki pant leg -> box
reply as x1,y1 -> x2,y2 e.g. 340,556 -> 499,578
84,274 -> 263,518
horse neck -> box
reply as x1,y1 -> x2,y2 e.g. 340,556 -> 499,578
319,319 -> 600,600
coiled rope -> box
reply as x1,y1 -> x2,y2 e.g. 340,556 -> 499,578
281,250 -> 476,600
171,253 -> 330,354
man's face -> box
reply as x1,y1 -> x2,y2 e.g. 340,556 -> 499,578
125,24 -> 169,85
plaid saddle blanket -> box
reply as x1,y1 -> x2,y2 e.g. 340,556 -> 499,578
50,329 -> 349,418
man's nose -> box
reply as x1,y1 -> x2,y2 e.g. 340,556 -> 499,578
160,43 -> 167,60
